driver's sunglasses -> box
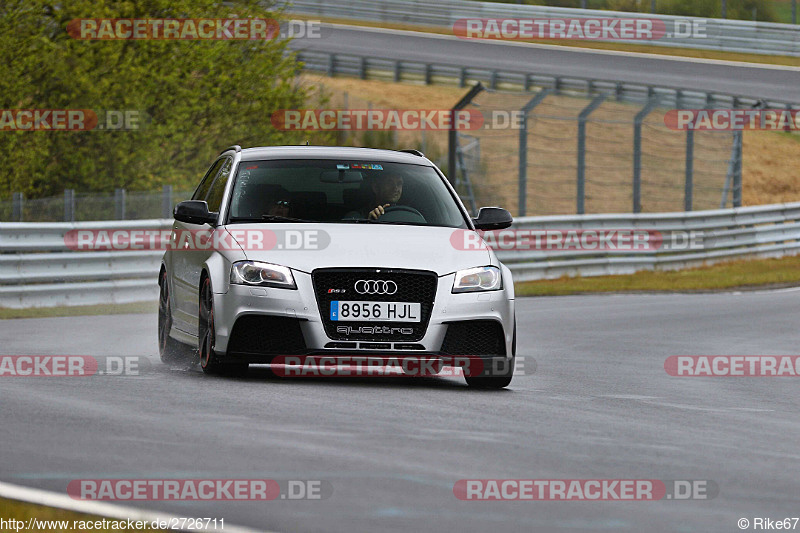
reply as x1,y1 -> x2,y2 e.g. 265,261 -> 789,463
274,200 -> 290,207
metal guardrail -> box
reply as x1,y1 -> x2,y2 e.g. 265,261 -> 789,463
498,202 -> 800,281
2,202 -> 800,308
295,50 -> 800,110
285,0 -> 800,56
0,220 -> 171,308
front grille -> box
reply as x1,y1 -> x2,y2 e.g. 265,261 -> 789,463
312,268 -> 437,341
226,315 -> 307,356
439,320 -> 506,356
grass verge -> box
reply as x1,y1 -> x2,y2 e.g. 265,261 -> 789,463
0,301 -> 157,320
0,497 -> 165,532
301,74 -> 800,210
515,254 -> 800,296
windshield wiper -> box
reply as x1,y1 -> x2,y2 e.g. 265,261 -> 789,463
372,221 -> 429,227
227,215 -> 316,223
261,215 -> 316,223
339,218 -> 378,223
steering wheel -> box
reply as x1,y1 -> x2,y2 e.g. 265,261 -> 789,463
378,205 -> 427,223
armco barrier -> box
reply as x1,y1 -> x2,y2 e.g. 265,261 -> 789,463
285,0 -> 800,57
295,50 -> 800,110
0,220 -> 171,308
1,202 -> 800,308
499,202 -> 800,281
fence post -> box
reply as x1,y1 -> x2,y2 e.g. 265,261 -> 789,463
576,94 -> 606,215
327,53 -> 335,76
517,88 -> 553,217
684,129 -> 694,211
12,192 -> 24,222
393,60 -> 401,82
721,131 -> 743,208
732,131 -> 743,207
64,189 -> 75,222
115,188 -> 126,220
632,96 -> 661,213
425,63 -> 432,85
162,185 -> 173,219
448,83 -> 485,186
359,56 -> 367,80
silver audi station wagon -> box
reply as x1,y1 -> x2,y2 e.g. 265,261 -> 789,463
159,145 -> 516,388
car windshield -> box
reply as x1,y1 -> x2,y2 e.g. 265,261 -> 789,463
226,159 -> 468,228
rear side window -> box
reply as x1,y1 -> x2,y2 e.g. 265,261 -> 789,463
205,157 -> 233,213
192,158 -> 224,202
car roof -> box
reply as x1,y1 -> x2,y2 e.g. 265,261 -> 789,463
232,146 -> 433,165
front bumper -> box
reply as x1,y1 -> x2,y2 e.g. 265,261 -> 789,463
212,270 -> 514,363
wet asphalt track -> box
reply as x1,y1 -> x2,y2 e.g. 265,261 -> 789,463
2,289 -> 800,532
289,24 -> 800,103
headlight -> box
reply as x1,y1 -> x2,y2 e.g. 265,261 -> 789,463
230,261 -> 296,289
452,266 -> 502,293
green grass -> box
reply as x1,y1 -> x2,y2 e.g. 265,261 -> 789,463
0,301 -> 157,319
515,254 -> 800,296
0,497 -> 165,532
773,1 -> 797,23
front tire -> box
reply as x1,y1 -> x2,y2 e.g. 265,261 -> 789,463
159,271 -> 193,364
199,277 -> 248,376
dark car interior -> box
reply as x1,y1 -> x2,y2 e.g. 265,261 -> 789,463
227,161 -> 467,227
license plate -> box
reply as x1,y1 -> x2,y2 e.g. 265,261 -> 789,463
330,301 -> 421,322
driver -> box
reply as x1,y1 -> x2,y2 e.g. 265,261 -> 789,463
368,173 -> 404,220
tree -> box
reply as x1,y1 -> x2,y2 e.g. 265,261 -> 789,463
0,0 -> 318,198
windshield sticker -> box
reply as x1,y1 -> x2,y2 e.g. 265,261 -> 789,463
351,163 -> 383,170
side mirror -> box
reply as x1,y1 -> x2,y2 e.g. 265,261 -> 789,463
174,200 -> 217,225
472,207 -> 513,230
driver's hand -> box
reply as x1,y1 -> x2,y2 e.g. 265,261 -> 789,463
368,204 -> 391,220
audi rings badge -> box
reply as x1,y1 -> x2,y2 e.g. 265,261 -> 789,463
354,280 -> 398,295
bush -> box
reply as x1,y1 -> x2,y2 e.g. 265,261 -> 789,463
0,0 -> 326,199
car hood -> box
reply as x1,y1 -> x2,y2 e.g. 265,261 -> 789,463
224,223 -> 492,275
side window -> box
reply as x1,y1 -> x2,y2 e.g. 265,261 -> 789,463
205,157 -> 233,213
192,159 -> 224,202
